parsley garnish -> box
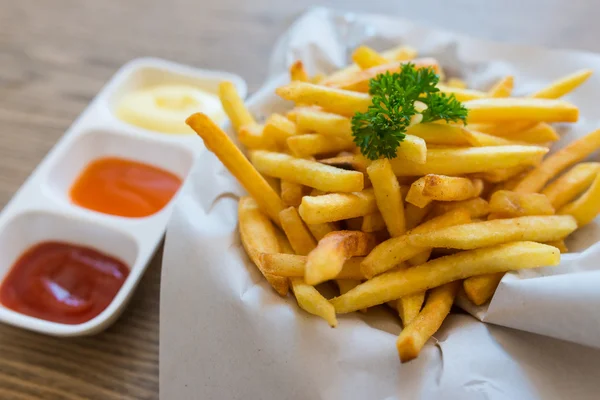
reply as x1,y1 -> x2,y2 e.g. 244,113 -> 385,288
351,63 -> 468,160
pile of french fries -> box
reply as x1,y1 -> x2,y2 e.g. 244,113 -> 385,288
186,44 -> 600,363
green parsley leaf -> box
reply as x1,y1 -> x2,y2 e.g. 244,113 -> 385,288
351,62 -> 468,160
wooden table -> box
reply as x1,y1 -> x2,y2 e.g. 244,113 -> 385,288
5,1 -> 600,398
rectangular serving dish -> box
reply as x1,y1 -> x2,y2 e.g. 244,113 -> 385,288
0,57 -> 247,336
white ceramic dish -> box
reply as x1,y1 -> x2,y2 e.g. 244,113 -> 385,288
0,57 -> 247,336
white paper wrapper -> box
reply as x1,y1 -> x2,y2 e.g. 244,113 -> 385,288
160,7 -> 600,399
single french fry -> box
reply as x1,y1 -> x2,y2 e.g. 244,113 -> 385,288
503,123 -> 560,144
305,231 -> 376,285
219,81 -> 254,132
489,190 -> 555,217
395,135 -> 428,164
260,253 -> 365,280
530,68 -> 593,99
281,180 -> 305,207
332,241 -> 560,313
336,280 -> 367,313
446,78 -> 467,89
318,155 -> 369,173
406,175 -> 483,208
361,212 -> 387,232
514,128 -> 600,193
541,162 -> 600,208
464,98 -> 579,123
407,215 -> 577,249
404,203 -> 432,230
390,145 -> 548,176
306,221 -> 340,241
238,123 -> 277,150
430,197 -> 490,219
251,150 -> 364,193
274,227 -> 295,254
287,134 -> 354,157
187,114 -> 284,224
463,273 -> 504,306
465,130 -> 522,147
397,291 -> 426,327
290,60 -> 309,82
279,207 -> 317,255
396,282 -> 460,362
558,172 -> 600,226
291,278 -> 337,327
361,208 -> 471,278
367,159 -> 406,237
299,189 -> 377,224
473,165 -> 531,183
488,76 -> 514,98
295,108 -> 353,140
437,84 -> 487,101
276,81 -> 371,116
263,113 -> 298,147
352,45 -> 388,69
408,250 -> 431,267
238,197 -> 288,296
545,240 -> 568,253
406,123 -> 472,146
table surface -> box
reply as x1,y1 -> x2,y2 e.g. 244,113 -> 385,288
2,1 -> 600,398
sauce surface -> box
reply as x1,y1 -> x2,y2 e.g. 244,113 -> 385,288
70,157 -> 182,218
115,84 -> 225,134
0,242 -> 129,324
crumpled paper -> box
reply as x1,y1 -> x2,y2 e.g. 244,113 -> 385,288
160,7 -> 600,400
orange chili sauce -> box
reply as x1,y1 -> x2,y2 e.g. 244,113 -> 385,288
69,157 -> 182,218
0,242 -> 129,324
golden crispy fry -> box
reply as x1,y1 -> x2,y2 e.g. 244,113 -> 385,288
238,197 -> 289,296
305,231 -> 376,285
219,81 -> 254,132
437,85 -> 487,101
306,221 -> 340,241
238,123 -> 277,150
503,123 -> 559,144
473,165 -> 531,183
390,145 -> 548,176
318,155 -> 369,173
406,175 -> 483,208
406,123 -> 472,146
263,113 -> 298,147
558,172 -> 600,226
332,241 -> 560,313
361,209 -> 471,279
291,278 -> 337,327
446,78 -> 467,89
430,197 -> 490,219
259,253 -> 365,280
530,68 -> 593,99
287,134 -> 354,157
397,292 -> 426,327
407,250 -> 431,267
281,180 -> 305,207
514,128 -> 600,193
276,81 -> 371,116
295,108 -> 353,140
396,282 -> 460,362
541,162 -> 600,208
326,58 -> 441,92
290,60 -> 309,82
187,114 -> 285,224
465,130 -> 521,147
464,98 -> 579,123
336,280 -> 367,313
488,76 -> 514,98
395,135 -> 427,164
279,207 -> 317,255
407,215 -> 577,249
404,203 -> 433,230
251,150 -> 364,193
545,240 -> 568,253
489,190 -> 555,217
361,212 -> 387,232
274,227 -> 295,254
299,189 -> 377,224
463,273 -> 503,306
367,159 -> 406,237
352,45 -> 388,69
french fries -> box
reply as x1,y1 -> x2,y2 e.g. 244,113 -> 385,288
218,81 -> 255,131
306,221 -> 339,241
463,273 -> 503,306
305,231 -> 376,285
530,68 -> 593,99
489,190 -> 555,217
542,162 -> 600,208
332,241 -> 560,313
406,175 -> 483,207
187,114 -> 285,224
437,85 -> 487,101
464,98 -> 579,123
396,281 -> 460,362
287,134 -> 354,157
264,113 -> 298,147
299,189 -> 377,224
289,60 -> 309,82
281,180 -> 305,207
295,108 -> 353,140
407,215 -> 577,249
488,76 -> 514,98
251,150 -> 364,192
291,278 -> 338,327
260,253 -> 365,280
367,159 -> 406,237
361,212 -> 387,232
279,207 -> 317,255
406,123 -> 471,146
352,45 -> 388,69
514,128 -> 600,193
396,291 -> 425,327
430,197 -> 490,218
558,172 -> 600,226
